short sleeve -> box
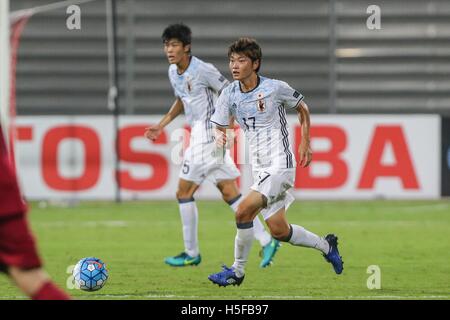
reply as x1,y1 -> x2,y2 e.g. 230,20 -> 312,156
210,90 -> 231,127
202,63 -> 229,93
277,80 -> 304,109
171,83 -> 179,98
168,68 -> 180,98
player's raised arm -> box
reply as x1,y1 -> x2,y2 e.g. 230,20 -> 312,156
144,97 -> 184,141
295,100 -> 312,168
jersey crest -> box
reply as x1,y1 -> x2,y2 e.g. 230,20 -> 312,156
257,92 -> 265,112
186,75 -> 193,93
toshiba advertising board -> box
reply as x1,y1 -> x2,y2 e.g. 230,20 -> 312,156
15,115 -> 440,200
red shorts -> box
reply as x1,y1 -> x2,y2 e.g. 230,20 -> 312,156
0,215 -> 42,272
0,127 -> 40,271
0,127 -> 27,217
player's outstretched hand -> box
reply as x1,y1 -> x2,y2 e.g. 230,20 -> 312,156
298,142 -> 312,167
214,128 -> 227,148
226,129 -> 236,149
144,125 -> 162,141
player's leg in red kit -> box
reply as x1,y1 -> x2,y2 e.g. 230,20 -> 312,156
0,127 -> 70,300
0,215 -> 70,300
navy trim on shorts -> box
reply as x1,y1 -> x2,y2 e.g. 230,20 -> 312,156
258,172 -> 271,186
210,119 -> 228,127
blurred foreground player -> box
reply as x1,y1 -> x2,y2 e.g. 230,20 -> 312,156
0,126 -> 70,300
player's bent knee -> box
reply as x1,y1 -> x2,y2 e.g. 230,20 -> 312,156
272,232 -> 290,242
270,227 -> 293,242
235,210 -> 247,223
221,191 -> 234,203
217,182 -> 239,203
223,190 -> 240,203
235,205 -> 253,224
176,189 -> 194,201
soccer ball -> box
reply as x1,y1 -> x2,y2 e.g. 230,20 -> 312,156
73,257 -> 109,291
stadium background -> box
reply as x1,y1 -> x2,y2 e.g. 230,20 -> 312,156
8,0 -> 450,201
1,0 -> 449,300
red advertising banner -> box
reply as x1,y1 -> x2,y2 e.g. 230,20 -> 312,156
15,115 -> 440,200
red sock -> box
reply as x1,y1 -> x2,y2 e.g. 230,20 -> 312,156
32,281 -> 71,300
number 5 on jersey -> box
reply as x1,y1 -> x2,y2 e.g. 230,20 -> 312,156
182,160 -> 190,174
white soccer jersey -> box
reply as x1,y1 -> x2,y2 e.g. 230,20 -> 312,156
168,56 -> 229,144
211,76 -> 304,170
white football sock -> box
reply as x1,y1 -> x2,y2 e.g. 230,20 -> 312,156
178,199 -> 199,257
228,195 -> 271,247
232,223 -> 254,277
252,216 -> 272,247
288,224 -> 330,254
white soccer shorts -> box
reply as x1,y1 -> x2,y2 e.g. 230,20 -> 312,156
179,142 -> 240,185
250,168 -> 296,220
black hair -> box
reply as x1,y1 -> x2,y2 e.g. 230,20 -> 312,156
162,23 -> 192,46
228,37 -> 262,73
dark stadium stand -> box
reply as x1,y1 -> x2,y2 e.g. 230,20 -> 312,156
11,0 -> 450,115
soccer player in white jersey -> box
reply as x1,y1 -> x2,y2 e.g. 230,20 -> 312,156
145,24 -> 280,268
208,38 -> 344,286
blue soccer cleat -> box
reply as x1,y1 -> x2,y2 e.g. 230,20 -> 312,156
208,265 -> 245,287
259,239 -> 281,268
164,252 -> 201,267
323,234 -> 344,274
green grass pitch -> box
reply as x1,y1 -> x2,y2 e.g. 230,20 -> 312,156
0,200 -> 449,300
